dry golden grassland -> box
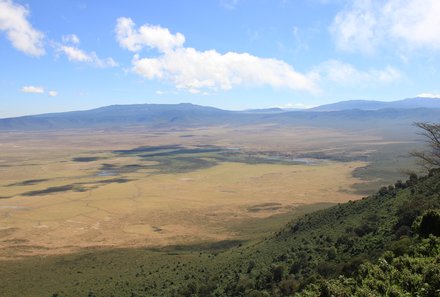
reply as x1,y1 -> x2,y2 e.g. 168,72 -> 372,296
0,125 -> 382,258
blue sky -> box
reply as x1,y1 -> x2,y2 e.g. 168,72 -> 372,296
1,0 -> 440,117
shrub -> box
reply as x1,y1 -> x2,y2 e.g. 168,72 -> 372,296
271,265 -> 285,283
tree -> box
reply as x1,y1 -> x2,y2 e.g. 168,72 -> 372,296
414,210 -> 440,237
411,122 -> 440,170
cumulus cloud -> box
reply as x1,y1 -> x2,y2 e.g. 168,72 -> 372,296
331,0 -> 440,54
61,34 -> 80,44
0,0 -> 45,56
21,85 -> 44,93
56,42 -> 117,68
417,93 -> 440,98
57,45 -> 90,62
116,18 -> 317,94
115,17 -> 185,52
48,90 -> 57,97
312,60 -> 401,85
131,51 -> 316,93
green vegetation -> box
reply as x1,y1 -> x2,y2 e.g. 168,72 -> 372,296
112,145 -> 313,175
72,157 -> 103,162
351,142 -> 420,195
215,171 -> 440,297
298,236 -> 440,296
1,165 -> 439,296
7,179 -> 49,186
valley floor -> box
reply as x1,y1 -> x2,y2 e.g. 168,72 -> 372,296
0,124 -> 428,296
0,126 -> 373,258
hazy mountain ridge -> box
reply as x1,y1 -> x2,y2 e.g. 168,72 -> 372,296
2,99 -> 440,131
0,103 -> 232,130
311,96 -> 440,111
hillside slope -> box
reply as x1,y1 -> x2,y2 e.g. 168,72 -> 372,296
216,171 -> 440,296
0,170 -> 439,296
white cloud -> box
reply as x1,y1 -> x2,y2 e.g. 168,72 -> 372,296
416,93 -> 440,98
272,103 -> 315,109
330,0 -> 379,54
312,60 -> 401,85
115,17 -> 185,52
331,0 -> 440,54
118,18 -> 317,94
21,85 -> 44,93
0,0 -> 45,56
62,34 -> 80,44
56,33 -> 117,68
58,45 -> 89,62
131,50 -> 317,93
56,44 -> 117,68
386,0 -> 440,50
20,86 -> 58,97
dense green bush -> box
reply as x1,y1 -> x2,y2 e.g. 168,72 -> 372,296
414,210 -> 440,237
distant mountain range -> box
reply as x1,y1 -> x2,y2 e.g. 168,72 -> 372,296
310,96 -> 440,111
1,97 -> 440,132
0,103 -> 232,131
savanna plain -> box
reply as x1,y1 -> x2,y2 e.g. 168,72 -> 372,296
0,124 -> 418,296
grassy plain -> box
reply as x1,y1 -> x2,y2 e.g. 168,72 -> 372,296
0,124 -> 381,258
0,124 -> 422,296
0,125 -> 418,259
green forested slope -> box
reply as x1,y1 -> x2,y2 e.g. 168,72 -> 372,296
177,171 -> 440,297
